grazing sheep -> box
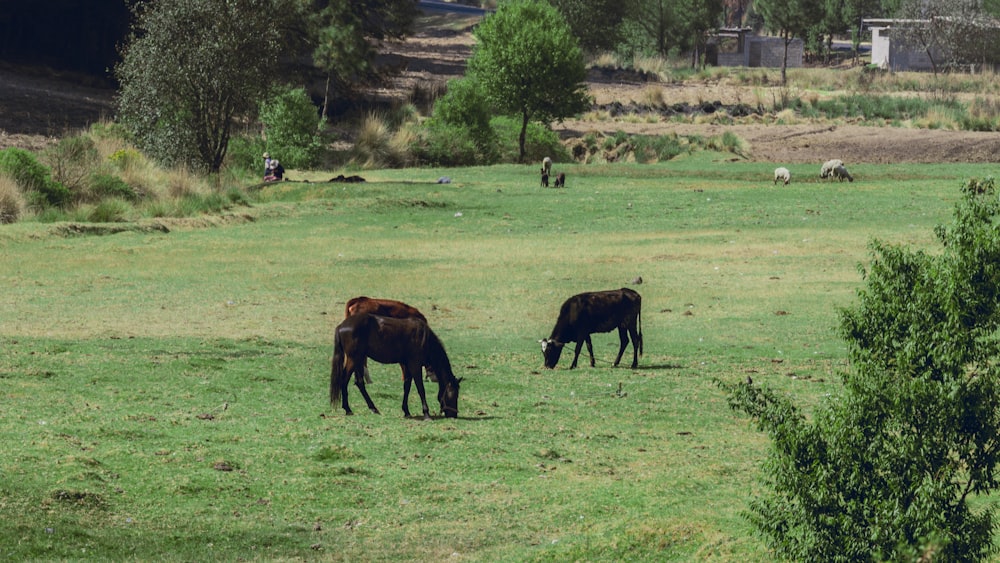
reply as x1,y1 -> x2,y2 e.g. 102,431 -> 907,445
542,156 -> 552,175
832,164 -> 854,182
540,168 -> 549,188
820,159 -> 844,179
774,167 -> 791,185
554,172 -> 565,188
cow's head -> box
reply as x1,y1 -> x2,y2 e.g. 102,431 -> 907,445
539,338 -> 565,369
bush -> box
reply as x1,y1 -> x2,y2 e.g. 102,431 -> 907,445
87,198 -> 132,223
44,135 -> 101,199
89,173 -> 140,202
410,122 -> 482,167
0,148 -> 70,208
721,178 -> 1000,561
0,173 -> 26,224
259,86 -> 324,170
491,116 -> 570,163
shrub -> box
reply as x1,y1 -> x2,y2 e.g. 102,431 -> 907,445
0,173 -> 26,224
0,148 -> 70,208
259,86 -> 324,170
721,178 -> 1000,562
43,135 -> 101,198
630,134 -> 685,163
87,198 -> 132,223
491,116 -> 569,163
353,112 -> 406,169
431,76 -> 496,159
89,173 -> 140,202
409,121 -> 482,167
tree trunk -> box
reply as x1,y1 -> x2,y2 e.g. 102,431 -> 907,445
321,72 -> 331,121
781,31 -> 790,86
519,110 -> 529,163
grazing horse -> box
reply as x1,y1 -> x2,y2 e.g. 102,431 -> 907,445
344,296 -> 436,382
330,313 -> 462,419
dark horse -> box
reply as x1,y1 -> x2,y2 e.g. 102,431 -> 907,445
330,313 -> 461,419
344,296 -> 436,382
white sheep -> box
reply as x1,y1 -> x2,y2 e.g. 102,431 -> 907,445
773,167 -> 790,185
820,159 -> 844,179
832,164 -> 854,182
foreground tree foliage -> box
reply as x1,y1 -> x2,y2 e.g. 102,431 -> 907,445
116,0 -> 298,172
721,178 -> 1000,561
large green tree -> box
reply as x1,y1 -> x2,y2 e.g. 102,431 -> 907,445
116,0 -> 299,172
755,0 -> 822,83
466,0 -> 589,162
721,178 -> 1000,561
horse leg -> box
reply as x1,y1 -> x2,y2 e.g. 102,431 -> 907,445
569,340 -> 585,369
410,364 -> 432,420
354,371 -> 380,414
613,326 -> 628,367
585,336 -> 596,367
401,371 -> 414,418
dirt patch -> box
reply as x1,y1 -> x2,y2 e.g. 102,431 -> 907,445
1,20 -> 998,165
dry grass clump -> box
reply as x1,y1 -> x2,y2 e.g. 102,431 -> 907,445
0,173 -> 26,224
640,85 -> 666,108
165,166 -> 208,199
353,112 -> 411,169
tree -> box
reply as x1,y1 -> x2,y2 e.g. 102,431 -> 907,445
675,0 -> 725,68
622,0 -> 682,57
309,0 -> 420,119
755,0 -> 823,84
116,0 -> 298,172
547,0 -> 630,53
721,178 -> 1000,562
466,0 -> 589,162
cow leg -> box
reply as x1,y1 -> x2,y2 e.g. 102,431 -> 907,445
570,340 -> 586,369
585,336 -> 596,367
614,326 -> 629,367
354,372 -> 380,414
628,325 -> 641,369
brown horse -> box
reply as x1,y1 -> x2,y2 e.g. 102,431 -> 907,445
344,296 -> 436,382
330,313 -> 461,420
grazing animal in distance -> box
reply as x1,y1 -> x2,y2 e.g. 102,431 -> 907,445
344,296 -> 435,382
540,168 -> 549,187
540,156 -> 552,187
554,172 -> 565,188
774,167 -> 791,185
832,164 -> 854,182
330,313 -> 461,419
540,288 -> 643,369
820,159 -> 844,179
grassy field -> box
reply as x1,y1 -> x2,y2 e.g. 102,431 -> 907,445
1,153 -> 996,560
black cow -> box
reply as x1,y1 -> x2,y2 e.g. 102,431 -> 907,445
540,288 -> 643,369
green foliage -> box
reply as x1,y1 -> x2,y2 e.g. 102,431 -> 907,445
259,86 -> 324,170
89,173 -> 139,203
468,0 -> 589,161
430,75 -> 498,162
490,116 -> 570,163
116,0 -> 297,172
43,135 -> 100,198
548,0 -> 629,52
87,198 -> 133,223
409,121 -> 483,167
0,147 -> 70,208
721,177 -> 1000,562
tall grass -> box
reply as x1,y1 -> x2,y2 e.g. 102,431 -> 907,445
0,173 -> 26,224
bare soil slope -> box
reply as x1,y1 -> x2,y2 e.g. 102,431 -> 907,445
2,21 -> 998,164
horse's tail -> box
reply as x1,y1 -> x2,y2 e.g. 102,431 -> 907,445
330,330 -> 346,405
637,303 -> 644,357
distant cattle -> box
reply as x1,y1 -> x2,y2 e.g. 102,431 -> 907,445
540,288 -> 643,369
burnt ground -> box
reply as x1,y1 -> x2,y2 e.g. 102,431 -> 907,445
2,20 -> 999,165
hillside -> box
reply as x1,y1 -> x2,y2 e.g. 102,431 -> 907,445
2,12 -> 999,165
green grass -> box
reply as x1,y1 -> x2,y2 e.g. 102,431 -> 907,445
2,154 -> 998,560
